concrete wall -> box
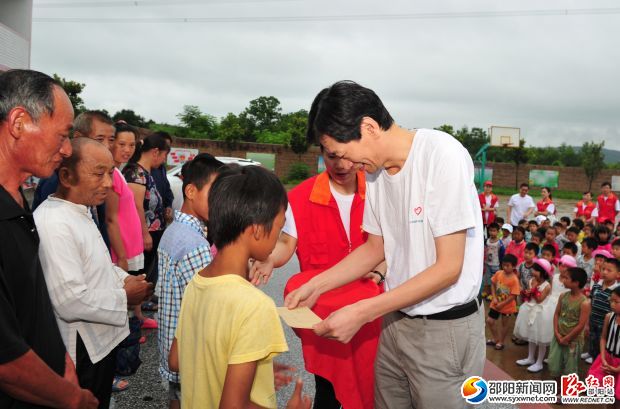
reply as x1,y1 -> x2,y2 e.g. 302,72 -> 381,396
0,0 -> 32,70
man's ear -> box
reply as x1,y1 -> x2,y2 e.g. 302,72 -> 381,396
6,107 -> 32,139
252,224 -> 264,240
58,167 -> 77,187
359,116 -> 381,140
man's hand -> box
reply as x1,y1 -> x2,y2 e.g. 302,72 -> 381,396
284,282 -> 321,310
123,274 -> 154,306
63,353 -> 78,386
143,232 -> 153,252
249,257 -> 275,286
274,363 -> 295,391
286,378 -> 312,409
70,389 -> 99,409
313,302 -> 368,344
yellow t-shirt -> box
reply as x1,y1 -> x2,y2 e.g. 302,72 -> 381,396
176,274 -> 288,409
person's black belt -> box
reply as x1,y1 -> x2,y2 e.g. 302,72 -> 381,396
402,294 -> 482,321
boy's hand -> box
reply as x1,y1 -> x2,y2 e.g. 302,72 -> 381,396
249,257 -> 275,286
286,378 -> 312,409
274,363 -> 295,391
285,282 -> 321,310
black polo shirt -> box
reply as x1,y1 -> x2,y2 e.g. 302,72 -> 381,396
0,186 -> 66,409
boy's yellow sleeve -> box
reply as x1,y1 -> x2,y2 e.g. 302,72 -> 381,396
229,297 -> 288,365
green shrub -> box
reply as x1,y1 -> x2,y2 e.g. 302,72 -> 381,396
287,162 -> 310,183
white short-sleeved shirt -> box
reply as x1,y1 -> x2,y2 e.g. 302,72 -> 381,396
282,181 -> 355,241
363,128 -> 484,316
483,194 -> 499,223
507,194 -> 535,226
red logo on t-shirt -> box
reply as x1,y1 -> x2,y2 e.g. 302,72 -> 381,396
414,206 -> 423,216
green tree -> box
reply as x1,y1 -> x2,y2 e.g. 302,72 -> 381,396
557,144 -> 581,167
53,74 -> 86,114
581,141 -> 606,191
113,109 -> 151,128
217,113 -> 244,147
434,124 -> 455,136
240,96 -> 282,139
255,130 -> 291,145
177,105 -> 218,138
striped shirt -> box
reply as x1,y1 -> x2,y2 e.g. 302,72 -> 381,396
590,280 -> 619,328
606,313 -> 620,358
157,211 -> 212,383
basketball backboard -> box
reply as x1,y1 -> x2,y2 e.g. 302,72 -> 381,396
489,126 -> 520,148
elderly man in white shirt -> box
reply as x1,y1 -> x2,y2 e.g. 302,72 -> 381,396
34,138 -> 153,409
507,182 -> 536,227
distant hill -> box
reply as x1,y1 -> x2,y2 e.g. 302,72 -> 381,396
570,147 -> 620,165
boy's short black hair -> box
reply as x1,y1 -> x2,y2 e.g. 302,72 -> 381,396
582,237 -> 598,250
533,231 -> 545,241
572,218 -> 585,230
181,153 -> 224,199
613,286 -> 620,298
567,267 -> 588,289
528,220 -> 538,226
612,238 -> 620,248
566,227 -> 580,235
541,244 -> 556,257
560,216 -> 571,225
513,226 -> 526,236
502,254 -> 518,267
307,81 -> 394,144
553,222 -> 563,228
563,242 -> 578,255
495,217 -> 505,225
488,222 -> 500,231
520,183 -> 529,189
207,165 -> 287,249
525,242 -> 539,252
518,219 -> 527,225
606,258 -> 620,272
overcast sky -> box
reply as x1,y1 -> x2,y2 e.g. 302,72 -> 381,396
31,0 -> 620,150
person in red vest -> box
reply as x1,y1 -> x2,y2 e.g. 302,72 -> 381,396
535,186 -> 556,222
574,191 -> 596,223
479,180 -> 499,227
250,148 -> 384,409
595,181 -> 620,224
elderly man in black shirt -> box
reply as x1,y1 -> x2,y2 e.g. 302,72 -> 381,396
0,70 -> 98,409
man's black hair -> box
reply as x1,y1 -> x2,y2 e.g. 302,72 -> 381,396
582,237 -> 598,251
520,183 -> 530,189
0,69 -> 60,123
181,153 -> 224,199
502,254 -> 518,267
525,242 -> 539,253
567,267 -> 588,289
541,244 -> 556,257
602,181 -> 611,188
563,242 -> 578,255
306,81 -> 394,144
207,165 -> 287,249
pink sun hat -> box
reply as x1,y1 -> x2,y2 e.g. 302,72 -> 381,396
534,258 -> 554,277
559,255 -> 577,268
592,249 -> 613,259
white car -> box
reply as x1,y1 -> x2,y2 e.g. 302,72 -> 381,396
167,156 -> 261,211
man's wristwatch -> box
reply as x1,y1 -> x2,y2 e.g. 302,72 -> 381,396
372,270 -> 385,285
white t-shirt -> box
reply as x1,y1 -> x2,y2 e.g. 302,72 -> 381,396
282,180 -> 355,241
507,194 -> 535,226
483,194 -> 499,223
363,128 -> 484,316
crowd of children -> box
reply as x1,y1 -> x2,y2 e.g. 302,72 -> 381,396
483,192 -> 620,403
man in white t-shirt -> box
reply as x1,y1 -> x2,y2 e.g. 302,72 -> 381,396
507,183 -> 536,227
285,81 -> 485,409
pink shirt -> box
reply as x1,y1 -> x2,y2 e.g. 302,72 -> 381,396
111,168 -> 144,262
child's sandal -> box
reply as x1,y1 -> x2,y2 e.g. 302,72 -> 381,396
486,339 -> 497,346
495,343 -> 505,350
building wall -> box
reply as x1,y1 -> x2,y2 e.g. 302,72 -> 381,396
0,0 -> 32,70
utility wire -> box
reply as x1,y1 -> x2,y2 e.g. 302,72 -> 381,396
35,0 -> 297,7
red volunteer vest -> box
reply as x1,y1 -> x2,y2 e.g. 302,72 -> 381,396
479,193 -> 498,225
575,200 -> 596,220
284,171 -> 382,409
537,198 -> 555,215
597,193 -> 619,223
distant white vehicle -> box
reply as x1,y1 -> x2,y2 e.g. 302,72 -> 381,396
167,156 -> 261,211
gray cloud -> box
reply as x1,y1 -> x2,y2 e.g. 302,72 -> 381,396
31,0 -> 620,150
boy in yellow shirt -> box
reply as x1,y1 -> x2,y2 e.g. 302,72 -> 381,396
169,165 -> 311,409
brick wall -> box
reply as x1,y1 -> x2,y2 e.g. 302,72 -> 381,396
487,162 -> 619,191
173,137 -> 321,180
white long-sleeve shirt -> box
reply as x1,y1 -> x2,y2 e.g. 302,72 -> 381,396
34,196 -> 129,364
